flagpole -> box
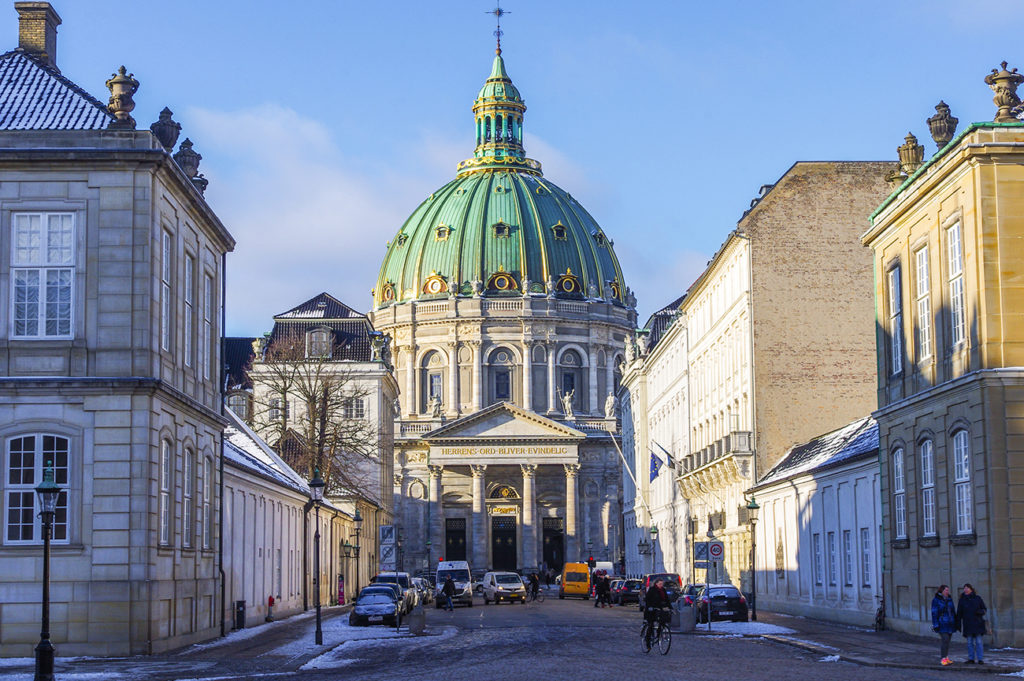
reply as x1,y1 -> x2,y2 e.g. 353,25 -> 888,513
609,431 -> 653,520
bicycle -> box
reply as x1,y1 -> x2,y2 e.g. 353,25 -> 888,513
527,589 -> 546,603
874,595 -> 886,632
640,609 -> 672,655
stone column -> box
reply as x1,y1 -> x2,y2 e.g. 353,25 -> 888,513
605,351 -> 615,400
546,344 -> 557,414
404,346 -> 416,416
522,344 -> 533,411
470,464 -> 487,569
564,463 -> 580,561
588,348 -> 599,415
428,465 -> 444,561
520,464 -> 537,568
447,342 -> 459,417
471,341 -> 482,412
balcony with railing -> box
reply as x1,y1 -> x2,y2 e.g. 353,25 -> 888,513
676,430 -> 753,498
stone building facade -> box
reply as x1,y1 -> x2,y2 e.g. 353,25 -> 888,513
370,47 -> 634,574
863,79 -> 1024,644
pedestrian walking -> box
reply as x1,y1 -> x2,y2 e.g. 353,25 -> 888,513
931,584 -> 959,666
441,575 -> 456,612
957,583 -> 987,665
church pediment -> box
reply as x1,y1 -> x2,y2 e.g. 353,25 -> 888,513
422,402 -> 585,442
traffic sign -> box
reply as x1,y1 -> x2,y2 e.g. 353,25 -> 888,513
694,561 -> 710,570
379,543 -> 396,571
694,542 -> 708,560
379,525 -> 395,546
708,540 -> 725,561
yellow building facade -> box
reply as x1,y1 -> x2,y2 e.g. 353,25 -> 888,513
864,90 -> 1024,643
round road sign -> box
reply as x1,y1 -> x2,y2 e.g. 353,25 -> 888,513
709,541 -> 724,560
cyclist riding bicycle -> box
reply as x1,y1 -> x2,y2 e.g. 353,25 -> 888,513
643,578 -> 670,643
529,573 -> 540,599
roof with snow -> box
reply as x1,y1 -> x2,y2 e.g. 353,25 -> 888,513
275,292 -> 364,320
754,416 -> 879,489
644,293 -> 686,351
0,49 -> 112,130
270,292 -> 374,361
223,337 -> 256,390
223,408 -> 311,496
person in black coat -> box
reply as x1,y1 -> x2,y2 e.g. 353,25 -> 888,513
957,583 -> 987,664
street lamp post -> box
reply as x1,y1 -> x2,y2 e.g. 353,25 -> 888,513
309,470 -> 325,645
649,526 -> 659,572
353,509 -> 363,595
34,466 -> 60,681
746,496 -> 760,621
342,541 -> 353,603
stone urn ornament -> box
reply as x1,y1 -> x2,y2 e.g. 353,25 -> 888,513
984,61 -> 1024,123
106,66 -> 139,129
150,107 -> 181,152
174,138 -> 201,179
926,101 -> 958,150
897,132 -> 924,175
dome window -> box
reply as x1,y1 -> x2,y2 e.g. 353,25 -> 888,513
423,273 -> 449,296
608,280 -> 621,301
591,229 -> 606,246
396,233 -> 409,247
492,221 -> 512,238
487,267 -> 518,292
381,282 -> 396,303
550,222 -> 567,241
556,268 -> 582,295
435,224 -> 452,241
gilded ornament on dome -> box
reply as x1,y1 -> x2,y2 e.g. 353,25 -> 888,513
550,222 -> 567,240
556,268 -> 582,295
423,273 -> 449,296
435,223 -> 452,241
488,266 -> 518,292
609,280 -> 621,300
381,282 -> 396,302
396,233 -> 409,247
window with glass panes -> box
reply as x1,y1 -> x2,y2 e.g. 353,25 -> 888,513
920,440 -> 936,537
161,231 -> 172,351
184,254 -> 194,367
203,274 -> 213,380
887,265 -> 903,375
827,531 -> 837,586
892,448 -> 906,539
343,397 -> 365,419
182,450 -> 193,548
812,533 -> 823,585
5,434 -> 69,544
12,213 -> 74,339
947,223 -> 965,346
202,456 -> 212,549
160,439 -> 172,545
860,527 -> 871,586
952,431 -> 972,534
842,530 -> 853,586
915,247 -> 932,360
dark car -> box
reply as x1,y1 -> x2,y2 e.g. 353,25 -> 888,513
695,584 -> 749,622
369,581 -> 406,613
372,572 -> 416,614
613,578 -> 642,605
349,588 -> 402,627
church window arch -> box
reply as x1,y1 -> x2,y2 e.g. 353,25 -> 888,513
487,346 -> 519,405
558,348 -> 585,412
487,267 -> 518,292
488,484 -> 519,499
550,222 -> 567,240
419,349 -> 447,413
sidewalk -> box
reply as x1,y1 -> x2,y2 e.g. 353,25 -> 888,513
746,611 -> 1024,674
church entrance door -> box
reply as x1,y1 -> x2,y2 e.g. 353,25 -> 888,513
542,517 -> 564,571
445,518 -> 466,561
491,516 -> 517,571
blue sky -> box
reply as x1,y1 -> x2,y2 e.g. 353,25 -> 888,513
22,0 -> 1024,334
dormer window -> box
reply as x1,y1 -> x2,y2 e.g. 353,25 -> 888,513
396,233 -> 409,247
435,224 -> 452,241
591,229 -> 606,246
551,222 -> 567,240
308,329 -> 331,357
492,221 -> 511,238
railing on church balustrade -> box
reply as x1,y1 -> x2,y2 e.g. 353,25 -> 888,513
482,299 -> 523,313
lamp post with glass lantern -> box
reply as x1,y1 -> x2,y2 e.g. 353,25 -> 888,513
34,466 -> 61,681
309,469 -> 325,645
353,508 -> 363,594
746,496 -> 760,621
342,540 -> 353,603
649,526 -> 659,572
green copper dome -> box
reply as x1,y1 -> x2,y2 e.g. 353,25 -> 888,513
373,53 -> 627,309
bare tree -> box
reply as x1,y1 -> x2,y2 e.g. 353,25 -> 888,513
248,333 -> 382,503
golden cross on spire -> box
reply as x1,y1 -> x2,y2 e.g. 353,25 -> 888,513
486,2 -> 510,55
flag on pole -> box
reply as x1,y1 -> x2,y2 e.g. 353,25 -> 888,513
653,441 -> 676,469
650,451 -> 663,482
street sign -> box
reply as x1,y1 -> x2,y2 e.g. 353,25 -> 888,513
379,525 -> 395,546
708,540 -> 725,561
694,561 -> 710,570
379,543 -> 396,571
694,542 -> 709,560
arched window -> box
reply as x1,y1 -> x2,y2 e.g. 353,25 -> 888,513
308,329 -> 331,357
892,448 -> 906,540
559,349 -> 584,412
488,347 -> 515,404
952,431 -> 972,535
919,440 -> 936,537
420,351 -> 444,412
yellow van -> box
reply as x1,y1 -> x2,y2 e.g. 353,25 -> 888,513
559,562 -> 591,599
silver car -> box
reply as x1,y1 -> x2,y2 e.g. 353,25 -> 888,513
349,589 -> 401,626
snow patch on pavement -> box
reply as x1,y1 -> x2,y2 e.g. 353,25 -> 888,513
999,671 -> 1024,678
775,636 -> 839,651
819,655 -> 841,662
184,610 -> 317,652
696,621 -> 794,635
301,625 -> 459,670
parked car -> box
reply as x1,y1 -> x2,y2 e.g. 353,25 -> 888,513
412,577 -> 433,605
368,582 -> 406,613
681,583 -> 705,607
482,571 -> 527,604
695,584 -> 749,622
349,588 -> 402,627
371,573 -> 416,614
559,562 -> 591,599
612,578 -> 642,605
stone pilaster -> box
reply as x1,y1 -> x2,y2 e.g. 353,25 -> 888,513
564,463 -> 580,560
471,464 -> 487,568
428,464 -> 444,561
520,464 -> 537,568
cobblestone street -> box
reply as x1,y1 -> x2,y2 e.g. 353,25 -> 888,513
1,594 -> 1015,680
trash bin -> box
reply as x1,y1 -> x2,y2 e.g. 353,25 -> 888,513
672,601 -> 696,633
407,605 -> 426,636
234,600 -> 246,630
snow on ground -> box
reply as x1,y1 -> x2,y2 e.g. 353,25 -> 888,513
300,625 -> 459,670
1000,671 -> 1024,678
773,636 -> 839,651
819,655 -> 841,662
693,621 -> 794,635
0,658 -> 32,667
183,610 -> 318,653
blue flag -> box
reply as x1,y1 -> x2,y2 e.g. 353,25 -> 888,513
654,441 -> 676,469
650,451 -> 664,482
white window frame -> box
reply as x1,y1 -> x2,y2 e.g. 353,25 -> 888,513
227,392 -> 249,420
860,527 -> 871,587
203,274 -> 213,380
4,434 -> 70,544
308,329 -> 330,358
892,447 -> 906,539
269,397 -> 289,423
887,265 -> 903,375
827,531 -> 837,586
343,397 -> 365,420
953,430 -> 972,535
947,223 -> 966,347
842,529 -> 853,587
915,246 -> 932,360
184,253 -> 194,368
202,456 -> 212,549
182,449 -> 193,548
812,533 -> 823,585
920,440 -> 936,537
11,213 -> 75,340
160,439 -> 172,545
161,231 -> 173,352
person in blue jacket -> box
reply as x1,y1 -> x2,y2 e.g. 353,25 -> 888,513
931,584 -> 959,666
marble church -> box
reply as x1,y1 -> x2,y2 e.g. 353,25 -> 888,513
370,44 -> 636,573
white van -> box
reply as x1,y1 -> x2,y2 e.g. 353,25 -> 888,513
481,571 -> 527,604
434,560 -> 474,608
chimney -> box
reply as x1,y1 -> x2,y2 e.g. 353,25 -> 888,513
15,2 -> 61,71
